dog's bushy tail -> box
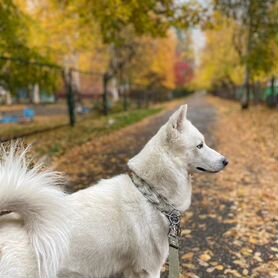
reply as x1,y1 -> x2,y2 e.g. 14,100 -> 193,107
0,144 -> 71,278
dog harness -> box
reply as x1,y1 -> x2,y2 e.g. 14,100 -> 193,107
129,170 -> 181,278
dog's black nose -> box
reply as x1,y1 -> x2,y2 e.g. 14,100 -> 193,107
222,158 -> 229,167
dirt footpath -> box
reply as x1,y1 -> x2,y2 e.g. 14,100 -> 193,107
57,94 -> 278,278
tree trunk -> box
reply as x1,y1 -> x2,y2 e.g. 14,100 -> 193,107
32,84 -> 40,104
241,69 -> 250,109
6,92 -> 12,105
123,79 -> 129,111
123,89 -> 128,111
64,69 -> 76,126
241,5 -> 253,110
103,73 -> 109,115
0,87 -> 11,105
270,76 -> 277,108
109,77 -> 119,102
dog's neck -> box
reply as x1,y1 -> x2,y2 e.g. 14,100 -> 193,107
128,126 -> 192,212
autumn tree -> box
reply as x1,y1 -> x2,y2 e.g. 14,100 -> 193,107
174,30 -> 195,89
57,0 -> 205,112
192,13 -> 244,95
23,1 -> 107,70
1,0 -> 207,110
67,0 -> 204,43
126,31 -> 177,91
0,0 -> 53,100
213,0 -> 278,109
100,29 -> 178,111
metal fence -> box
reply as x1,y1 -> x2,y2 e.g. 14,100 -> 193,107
211,80 -> 278,109
0,56 -> 173,142
0,56 -> 106,127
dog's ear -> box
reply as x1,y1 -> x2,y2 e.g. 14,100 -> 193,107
169,104 -> 188,132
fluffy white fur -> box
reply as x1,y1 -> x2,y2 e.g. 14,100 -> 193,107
0,105 -> 228,278
0,145 -> 71,278
58,104 -> 228,278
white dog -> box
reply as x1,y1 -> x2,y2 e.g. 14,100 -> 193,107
58,104 -> 228,278
0,104 -> 228,278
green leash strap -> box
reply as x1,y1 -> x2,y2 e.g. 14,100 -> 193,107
169,246 -> 180,278
168,235 -> 180,278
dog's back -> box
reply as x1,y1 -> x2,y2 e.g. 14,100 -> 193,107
59,174 -> 169,278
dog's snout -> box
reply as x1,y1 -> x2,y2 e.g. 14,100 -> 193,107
222,158 -> 229,167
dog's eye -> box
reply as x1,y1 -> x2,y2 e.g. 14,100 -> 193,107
196,143 -> 203,149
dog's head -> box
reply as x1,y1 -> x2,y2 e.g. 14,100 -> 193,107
166,104 -> 228,174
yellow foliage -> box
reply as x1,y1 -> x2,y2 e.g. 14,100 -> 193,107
131,31 -> 177,90
193,11 -> 277,91
14,0 -> 177,90
16,0 -> 108,72
192,14 -> 244,90
151,31 -> 177,89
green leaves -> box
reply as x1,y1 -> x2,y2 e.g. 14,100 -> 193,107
0,0 -> 59,95
85,0 -> 170,43
214,0 -> 278,76
66,0 -> 201,45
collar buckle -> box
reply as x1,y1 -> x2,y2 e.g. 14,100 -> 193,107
166,209 -> 181,249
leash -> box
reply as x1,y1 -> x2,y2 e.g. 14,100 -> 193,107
169,244 -> 180,278
129,170 -> 181,278
168,213 -> 181,278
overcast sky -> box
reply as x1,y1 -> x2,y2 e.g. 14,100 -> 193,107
191,0 -> 210,65
192,28 -> 206,65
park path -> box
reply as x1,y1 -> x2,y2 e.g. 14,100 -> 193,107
57,94 -> 277,277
